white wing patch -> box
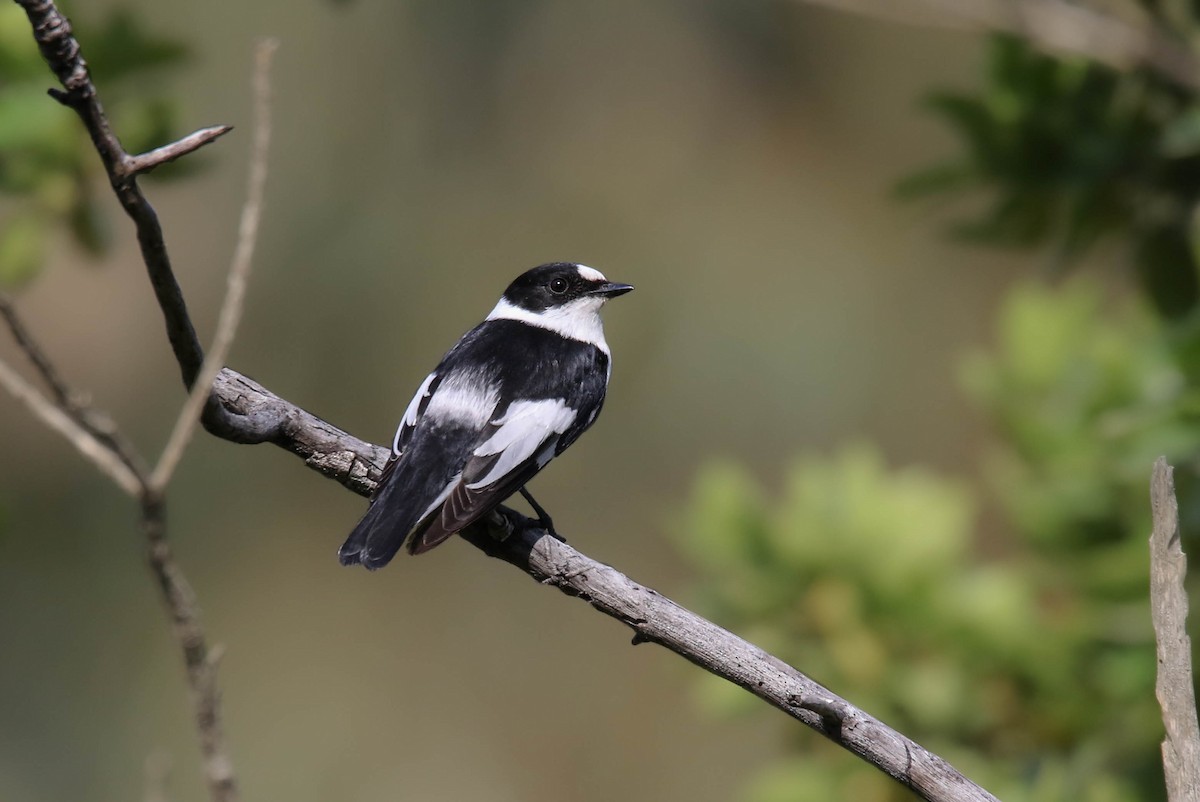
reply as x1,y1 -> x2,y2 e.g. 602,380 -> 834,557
424,369 -> 500,429
466,399 -> 577,489
393,372 -> 438,455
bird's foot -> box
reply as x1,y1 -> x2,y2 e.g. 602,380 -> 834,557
518,486 -> 566,542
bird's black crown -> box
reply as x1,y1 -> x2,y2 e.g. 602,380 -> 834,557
503,262 -> 632,312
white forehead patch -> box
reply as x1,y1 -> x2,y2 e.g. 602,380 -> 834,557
576,265 -> 606,282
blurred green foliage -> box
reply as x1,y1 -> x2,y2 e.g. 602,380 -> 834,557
899,35 -> 1200,319
678,23 -> 1200,801
679,281 -> 1186,802
0,2 -> 189,288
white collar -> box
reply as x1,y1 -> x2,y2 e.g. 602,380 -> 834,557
486,296 -> 610,356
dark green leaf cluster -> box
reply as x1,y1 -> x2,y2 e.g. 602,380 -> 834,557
679,282 -> 1187,802
0,3 -> 189,288
903,35 -> 1200,318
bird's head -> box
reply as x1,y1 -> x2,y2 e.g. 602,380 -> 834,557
501,263 -> 634,315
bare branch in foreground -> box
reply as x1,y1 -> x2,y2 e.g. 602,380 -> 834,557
1150,458 -> 1200,801
151,39 -> 276,490
793,0 -> 1200,92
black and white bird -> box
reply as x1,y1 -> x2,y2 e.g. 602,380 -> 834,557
339,262 -> 633,569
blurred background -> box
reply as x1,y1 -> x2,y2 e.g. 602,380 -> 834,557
1,0 -> 1197,800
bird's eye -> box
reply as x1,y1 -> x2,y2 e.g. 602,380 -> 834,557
549,277 -> 570,295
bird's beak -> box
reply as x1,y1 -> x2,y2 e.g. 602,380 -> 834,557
590,282 -> 634,298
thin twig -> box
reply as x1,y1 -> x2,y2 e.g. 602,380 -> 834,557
0,294 -> 149,477
0,292 -> 77,406
142,493 -> 238,802
1150,457 -> 1200,801
151,39 -> 276,490
126,125 -> 234,177
0,356 -> 141,495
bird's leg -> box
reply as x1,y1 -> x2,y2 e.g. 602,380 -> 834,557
518,486 -> 564,542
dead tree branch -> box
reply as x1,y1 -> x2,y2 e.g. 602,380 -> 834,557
1150,458 -> 1200,801
13,2 -> 1000,800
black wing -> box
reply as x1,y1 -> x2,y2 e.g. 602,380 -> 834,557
407,338 -> 610,554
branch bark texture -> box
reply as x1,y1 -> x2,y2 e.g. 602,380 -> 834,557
14,2 -> 999,801
1150,458 -> 1200,802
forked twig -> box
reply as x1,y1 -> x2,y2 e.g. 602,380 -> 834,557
0,355 -> 141,495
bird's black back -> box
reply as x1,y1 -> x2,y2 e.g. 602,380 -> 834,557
339,318 -> 609,569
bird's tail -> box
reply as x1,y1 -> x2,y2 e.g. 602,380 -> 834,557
338,478 -> 414,569
337,510 -> 375,567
